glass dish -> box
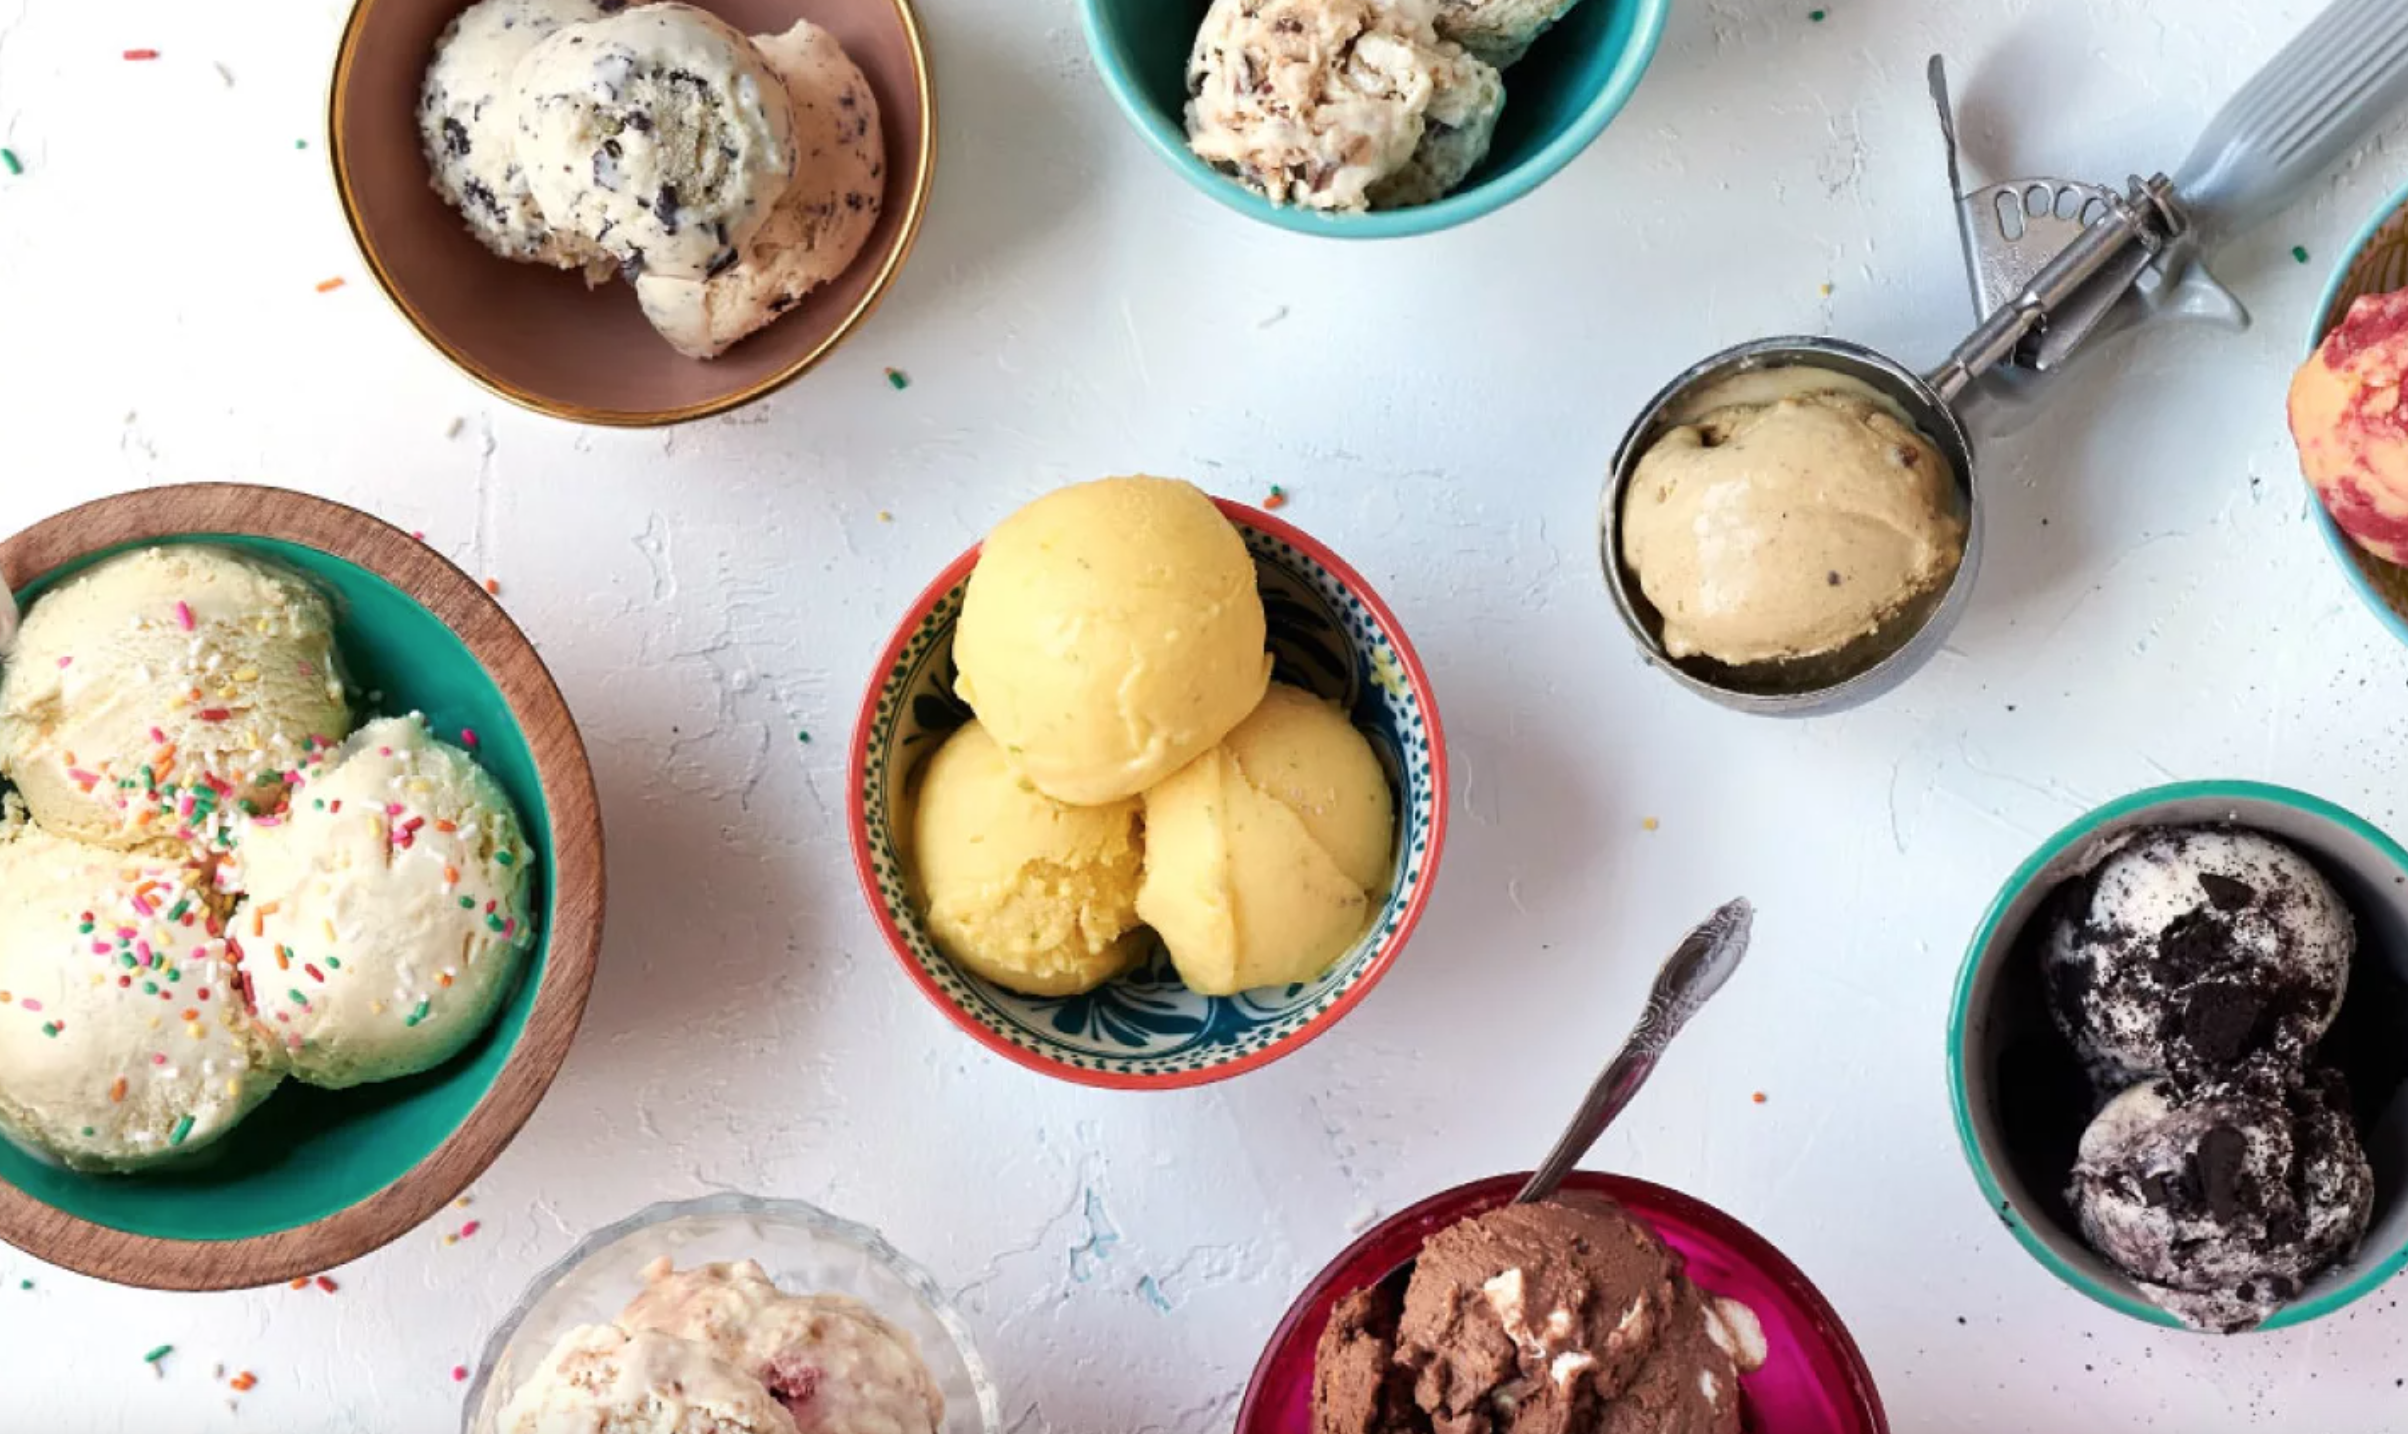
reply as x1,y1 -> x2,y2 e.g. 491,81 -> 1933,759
463,1193 -> 1002,1433
1237,1172 -> 1887,1434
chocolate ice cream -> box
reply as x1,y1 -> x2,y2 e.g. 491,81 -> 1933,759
2070,1067 -> 2372,1333
1313,1194 -> 1765,1434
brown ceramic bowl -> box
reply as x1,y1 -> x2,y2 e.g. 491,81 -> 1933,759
329,0 -> 935,427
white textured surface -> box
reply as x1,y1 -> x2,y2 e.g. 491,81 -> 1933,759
4,0 -> 2408,1429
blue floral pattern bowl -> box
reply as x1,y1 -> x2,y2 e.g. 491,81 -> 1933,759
848,498 -> 1448,1089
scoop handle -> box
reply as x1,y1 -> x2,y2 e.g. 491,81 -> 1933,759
2177,0 -> 2408,245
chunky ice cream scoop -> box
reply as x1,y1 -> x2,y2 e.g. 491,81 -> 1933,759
498,1323 -> 800,1434
418,0 -> 611,272
2071,1068 -> 2372,1333
635,19 -> 885,360
0,824 -> 282,1171
618,1259 -> 944,1434
952,476 -> 1271,806
1618,381 -> 1965,668
514,2 -> 796,281
2043,826 -> 2352,1082
1184,0 -> 1504,213
230,715 -> 537,1089
0,546 -> 352,852
911,720 -> 1145,997
2289,287 -> 2408,566
1432,0 -> 1582,66
1137,683 -> 1393,995
1315,1195 -> 1766,1434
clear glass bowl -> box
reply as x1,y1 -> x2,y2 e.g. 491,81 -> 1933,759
462,1193 -> 1003,1433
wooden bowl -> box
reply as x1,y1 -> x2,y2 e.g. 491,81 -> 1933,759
329,0 -> 936,427
0,485 -> 605,1290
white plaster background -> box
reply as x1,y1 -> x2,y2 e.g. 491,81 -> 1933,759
4,0 -> 2408,1428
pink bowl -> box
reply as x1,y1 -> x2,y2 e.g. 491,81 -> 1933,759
1239,1172 -> 1887,1434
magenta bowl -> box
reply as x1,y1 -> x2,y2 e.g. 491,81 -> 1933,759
1238,1172 -> 1887,1434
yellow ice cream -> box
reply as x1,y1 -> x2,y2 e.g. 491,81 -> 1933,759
952,476 -> 1272,806
1137,684 -> 1394,996
912,721 -> 1146,996
231,715 -> 537,1089
1619,385 -> 1963,667
0,824 -> 282,1171
0,546 -> 352,851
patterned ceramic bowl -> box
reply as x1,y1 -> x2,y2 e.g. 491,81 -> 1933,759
847,498 -> 1447,1089
1237,1172 -> 1888,1433
2305,184 -> 2408,643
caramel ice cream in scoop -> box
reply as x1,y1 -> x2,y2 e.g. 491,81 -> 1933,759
1620,372 -> 1964,668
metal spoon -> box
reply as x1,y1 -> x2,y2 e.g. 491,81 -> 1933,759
1359,898 -> 1756,1305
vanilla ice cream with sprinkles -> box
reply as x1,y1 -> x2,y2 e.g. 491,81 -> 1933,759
230,714 -> 537,1089
0,823 -> 283,1171
0,546 -> 352,853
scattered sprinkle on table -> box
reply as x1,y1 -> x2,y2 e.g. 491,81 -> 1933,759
1819,282 -> 1834,297
877,510 -> 893,523
144,1344 -> 174,1366
452,1365 -> 469,1383
17,1279 -> 31,1290
2293,245 -> 2312,264
1264,485 -> 1287,511
883,367 -> 910,391
1807,7 -> 1826,19
294,139 -> 308,150
798,730 -> 811,744
123,48 -> 161,61
483,578 -> 502,596
315,276 -> 346,294
1642,817 -> 1660,832
289,1277 -> 309,1290
315,1275 -> 338,1293
1752,1091 -> 1768,1104
230,1372 -> 258,1392
0,149 -> 20,177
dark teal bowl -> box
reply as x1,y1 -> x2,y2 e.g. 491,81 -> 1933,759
1080,0 -> 1669,238
0,486 -> 604,1290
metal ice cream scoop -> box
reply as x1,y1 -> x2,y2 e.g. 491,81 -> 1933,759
1360,899 -> 1755,1305
1601,0 -> 2408,716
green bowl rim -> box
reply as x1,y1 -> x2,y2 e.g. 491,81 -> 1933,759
0,484 -> 606,1290
1945,779 -> 2408,1332
2303,181 -> 2408,648
1075,0 -> 1673,240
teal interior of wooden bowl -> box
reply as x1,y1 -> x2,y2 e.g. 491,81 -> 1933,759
0,536 -> 552,1242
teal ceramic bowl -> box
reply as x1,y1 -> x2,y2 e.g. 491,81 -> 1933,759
2305,183 -> 2408,645
1079,0 -> 1670,238
1947,782 -> 2408,1332
0,486 -> 604,1290
849,497 -> 1448,1089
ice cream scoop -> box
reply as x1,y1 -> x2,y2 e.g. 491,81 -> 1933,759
2070,1068 -> 2372,1333
0,545 -> 353,850
952,476 -> 1271,806
2042,826 -> 2352,1083
1184,0 -> 1503,213
231,715 -> 538,1089
2290,287 -> 2408,565
634,18 -> 886,359
513,2 -> 797,281
617,1259 -> 944,1433
497,1323 -> 801,1434
911,720 -> 1146,997
0,824 -> 282,1171
1433,0 -> 1583,66
418,0 -> 611,273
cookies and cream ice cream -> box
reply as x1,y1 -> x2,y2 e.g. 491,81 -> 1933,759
619,1260 -> 944,1433
1185,0 -> 1504,213
1314,1194 -> 1766,1434
498,1323 -> 801,1434
2043,827 -> 2352,1083
2289,287 -> 2408,567
911,720 -> 1146,997
1137,684 -> 1392,995
0,546 -> 352,852
231,715 -> 538,1089
514,2 -> 797,282
952,476 -> 1272,807
419,0 -> 611,272
1434,0 -> 1582,66
1619,376 -> 1964,668
2071,1068 -> 2372,1333
635,19 -> 886,359
0,824 -> 281,1171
